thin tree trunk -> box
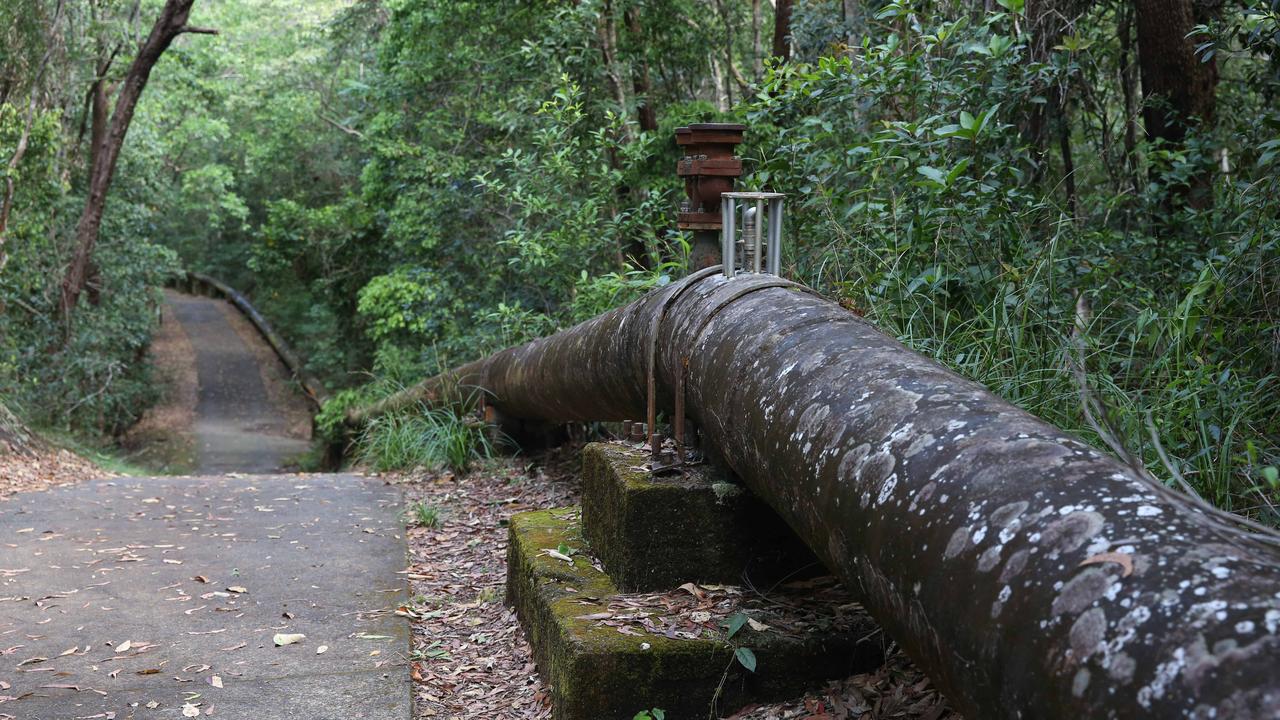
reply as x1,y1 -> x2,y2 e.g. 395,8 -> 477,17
1118,3 -> 1140,195
709,55 -> 728,112
59,0 -> 215,320
596,0 -> 634,143
0,0 -> 65,275
1058,94 -> 1078,220
842,0 -> 861,49
772,0 -> 792,61
625,6 -> 657,133
751,0 -> 763,78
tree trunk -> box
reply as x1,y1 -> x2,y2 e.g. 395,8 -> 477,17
59,0 -> 215,320
596,0 -> 634,143
0,0 -> 65,276
1134,0 -> 1218,207
772,0 -> 792,61
353,271 -> 1280,720
842,0 -> 861,49
1119,3 -> 1141,194
624,6 -> 657,133
751,0 -> 763,78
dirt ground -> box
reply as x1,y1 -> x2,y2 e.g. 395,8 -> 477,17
121,291 -> 200,472
391,450 -> 957,720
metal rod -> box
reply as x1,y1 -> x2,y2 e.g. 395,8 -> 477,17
747,197 -> 757,272
767,197 -> 783,275
721,196 -> 736,278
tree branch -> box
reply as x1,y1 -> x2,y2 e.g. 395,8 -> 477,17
178,25 -> 219,35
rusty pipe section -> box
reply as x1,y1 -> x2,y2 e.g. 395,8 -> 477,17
353,272 -> 1280,718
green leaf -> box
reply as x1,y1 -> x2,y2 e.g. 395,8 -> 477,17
916,166 -> 947,184
1263,466 -> 1279,488
960,111 -> 976,130
735,647 -> 757,672
723,612 -> 749,639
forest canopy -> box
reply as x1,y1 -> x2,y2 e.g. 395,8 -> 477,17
1,0 -> 1278,519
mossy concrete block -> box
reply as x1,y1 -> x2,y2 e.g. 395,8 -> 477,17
507,508 -> 882,720
580,442 -> 819,591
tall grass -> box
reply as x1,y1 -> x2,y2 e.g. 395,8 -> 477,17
802,205 -> 1280,524
356,402 -> 494,473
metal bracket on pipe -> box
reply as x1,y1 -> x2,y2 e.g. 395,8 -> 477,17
645,265 -> 725,472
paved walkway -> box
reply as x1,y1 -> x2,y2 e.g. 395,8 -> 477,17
1,294 -> 412,719
167,293 -> 311,474
1,474 -> 410,719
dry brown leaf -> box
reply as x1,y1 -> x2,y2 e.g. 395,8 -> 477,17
1079,551 -> 1134,577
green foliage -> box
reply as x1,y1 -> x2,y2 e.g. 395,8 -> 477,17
356,402 -> 493,473
633,709 -> 666,720
404,500 -> 441,528
4,0 -> 1277,530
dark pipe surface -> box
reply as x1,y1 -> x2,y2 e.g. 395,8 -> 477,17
355,271 -> 1280,719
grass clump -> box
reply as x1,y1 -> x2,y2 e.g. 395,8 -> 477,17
357,402 -> 493,473
405,500 -> 441,527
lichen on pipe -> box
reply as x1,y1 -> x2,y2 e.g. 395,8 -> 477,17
353,271 -> 1280,718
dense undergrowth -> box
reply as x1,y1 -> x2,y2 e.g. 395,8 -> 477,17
2,0 -> 1277,520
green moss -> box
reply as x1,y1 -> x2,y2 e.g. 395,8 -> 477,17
506,507 -> 884,720
579,442 -> 819,592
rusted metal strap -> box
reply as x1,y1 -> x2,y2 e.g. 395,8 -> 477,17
646,265 -> 725,459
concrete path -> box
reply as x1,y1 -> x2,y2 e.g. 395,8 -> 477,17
0,473 -> 410,719
1,293 -> 412,719
167,294 -> 311,474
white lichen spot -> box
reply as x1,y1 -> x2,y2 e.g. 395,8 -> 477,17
1235,620 -> 1256,634
1136,505 -> 1162,517
876,473 -> 899,506
1265,609 -> 1280,634
972,526 -> 988,544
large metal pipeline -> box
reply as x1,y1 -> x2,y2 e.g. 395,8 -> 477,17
353,271 -> 1280,719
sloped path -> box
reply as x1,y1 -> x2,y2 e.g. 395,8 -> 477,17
0,473 -> 411,719
1,291 -> 412,719
166,292 -> 311,474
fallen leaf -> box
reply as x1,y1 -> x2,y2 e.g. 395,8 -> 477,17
677,582 -> 707,600
192,576 -> 210,584
226,586 -> 247,594
747,617 -> 771,632
209,676 -> 223,689
115,641 -> 131,653
540,548 -> 573,563
315,645 -> 328,655
182,703 -> 201,717
1079,551 -> 1134,577
273,633 -> 306,647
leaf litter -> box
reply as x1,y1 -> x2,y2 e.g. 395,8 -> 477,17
391,448 -> 959,720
